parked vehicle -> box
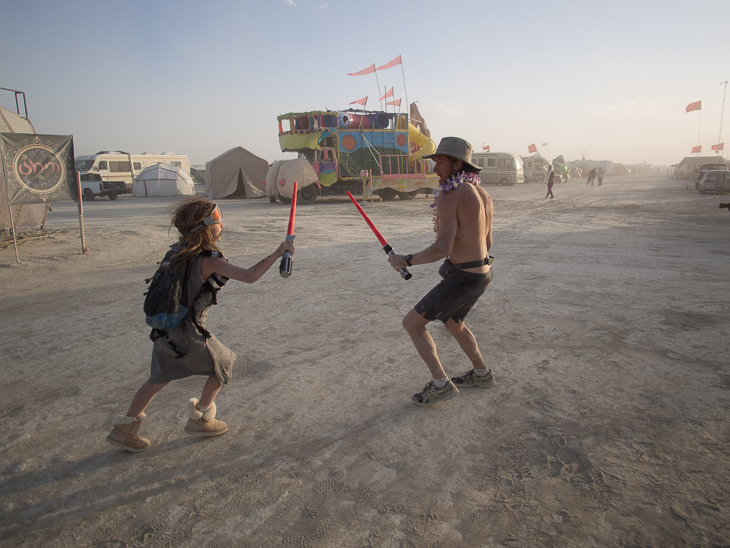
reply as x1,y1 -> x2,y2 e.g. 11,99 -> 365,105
268,108 -> 439,204
698,170 -> 730,194
521,155 -> 551,183
75,151 -> 190,200
672,156 -> 727,182
470,152 -> 524,185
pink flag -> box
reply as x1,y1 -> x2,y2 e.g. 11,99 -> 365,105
483,145 -> 490,152
380,87 -> 394,101
692,145 -> 702,153
348,64 -> 376,76
711,143 -> 724,151
376,55 -> 402,71
528,144 -> 537,153
387,99 -> 401,107
686,101 -> 701,113
349,96 -> 368,106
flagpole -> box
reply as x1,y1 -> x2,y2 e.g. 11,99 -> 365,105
374,68 -> 382,111
719,81 -> 727,158
697,108 -> 702,157
400,59 -> 408,119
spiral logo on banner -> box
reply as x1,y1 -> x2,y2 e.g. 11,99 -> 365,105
12,141 -> 66,195
0,133 -> 77,205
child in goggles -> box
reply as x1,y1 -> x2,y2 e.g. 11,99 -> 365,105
106,197 -> 295,453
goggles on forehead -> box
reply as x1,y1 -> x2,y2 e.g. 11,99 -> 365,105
191,204 -> 223,232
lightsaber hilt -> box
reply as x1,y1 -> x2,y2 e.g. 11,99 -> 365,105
383,243 -> 412,280
279,234 -> 295,278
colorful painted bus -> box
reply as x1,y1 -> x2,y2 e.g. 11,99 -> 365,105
268,108 -> 439,204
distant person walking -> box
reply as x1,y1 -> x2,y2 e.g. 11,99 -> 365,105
597,167 -> 604,186
545,165 -> 555,199
587,167 -> 597,186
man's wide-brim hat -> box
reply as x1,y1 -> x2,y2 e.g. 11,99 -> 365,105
423,137 -> 481,173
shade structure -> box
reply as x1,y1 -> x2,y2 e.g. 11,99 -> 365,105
133,163 -> 196,197
204,146 -> 268,199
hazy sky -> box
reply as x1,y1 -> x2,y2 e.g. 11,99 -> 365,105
1,0 -> 728,167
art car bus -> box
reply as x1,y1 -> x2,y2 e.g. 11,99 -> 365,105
470,152 -> 525,185
267,108 -> 439,204
75,151 -> 190,200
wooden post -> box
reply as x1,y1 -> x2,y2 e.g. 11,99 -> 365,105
76,172 -> 88,254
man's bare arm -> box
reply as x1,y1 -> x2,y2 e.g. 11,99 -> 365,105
388,193 -> 458,269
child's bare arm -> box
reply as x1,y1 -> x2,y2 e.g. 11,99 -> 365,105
201,241 -> 294,283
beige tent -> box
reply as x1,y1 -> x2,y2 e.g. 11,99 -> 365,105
204,147 -> 268,199
1,105 -> 46,232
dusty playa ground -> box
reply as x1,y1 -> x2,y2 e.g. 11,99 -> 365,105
1,175 -> 729,547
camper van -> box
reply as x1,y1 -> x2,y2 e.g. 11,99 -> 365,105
471,152 -> 524,185
75,151 -> 190,200
520,155 -> 551,183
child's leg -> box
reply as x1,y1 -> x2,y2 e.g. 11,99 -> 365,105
198,375 -> 222,409
126,380 -> 170,418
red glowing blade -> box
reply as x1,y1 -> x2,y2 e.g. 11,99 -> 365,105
287,181 -> 297,235
347,191 -> 388,246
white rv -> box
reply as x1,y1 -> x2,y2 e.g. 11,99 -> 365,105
520,155 -> 551,183
471,152 -> 524,185
75,151 -> 190,200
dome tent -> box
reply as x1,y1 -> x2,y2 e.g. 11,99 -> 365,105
133,163 -> 196,197
204,146 -> 267,199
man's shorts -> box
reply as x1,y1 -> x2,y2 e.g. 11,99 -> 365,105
414,261 -> 493,324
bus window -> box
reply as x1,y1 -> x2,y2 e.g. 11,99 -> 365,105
487,158 -> 495,167
498,159 -> 508,168
133,162 -> 142,170
97,161 -> 108,171
171,161 -> 181,167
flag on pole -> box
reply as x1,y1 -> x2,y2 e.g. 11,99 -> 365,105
348,64 -> 376,76
528,144 -> 537,153
380,87 -> 394,101
692,145 -> 702,153
711,143 -> 724,151
387,99 -> 401,107
349,96 -> 368,106
483,145 -> 490,151
686,101 -> 701,113
376,55 -> 402,71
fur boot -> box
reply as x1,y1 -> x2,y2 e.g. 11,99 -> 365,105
184,398 -> 228,437
106,413 -> 150,452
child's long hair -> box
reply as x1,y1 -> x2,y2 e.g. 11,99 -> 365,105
169,198 -> 222,270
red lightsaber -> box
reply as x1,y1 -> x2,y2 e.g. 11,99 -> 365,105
347,191 -> 411,280
279,181 -> 297,278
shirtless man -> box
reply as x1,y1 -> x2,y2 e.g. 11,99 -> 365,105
388,137 -> 495,406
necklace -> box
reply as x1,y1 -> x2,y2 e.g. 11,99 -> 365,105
431,171 -> 481,236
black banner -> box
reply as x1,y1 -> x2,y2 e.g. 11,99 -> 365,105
0,133 -> 78,205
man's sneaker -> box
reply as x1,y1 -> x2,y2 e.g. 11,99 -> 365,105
451,369 -> 495,388
412,379 -> 459,407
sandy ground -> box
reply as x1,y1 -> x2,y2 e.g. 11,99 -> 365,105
1,174 -> 729,547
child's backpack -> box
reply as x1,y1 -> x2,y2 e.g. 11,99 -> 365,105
143,243 -> 192,330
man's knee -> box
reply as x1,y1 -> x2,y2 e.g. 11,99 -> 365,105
403,309 -> 427,334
